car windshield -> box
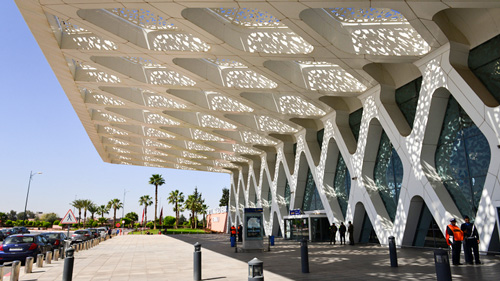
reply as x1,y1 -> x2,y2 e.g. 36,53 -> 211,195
74,231 -> 87,234
45,233 -> 60,239
4,236 -> 34,244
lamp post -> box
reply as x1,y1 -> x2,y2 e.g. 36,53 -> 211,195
24,171 -> 42,224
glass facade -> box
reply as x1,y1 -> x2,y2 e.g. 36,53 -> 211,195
333,154 -> 351,218
302,168 -> 324,211
349,108 -> 363,142
284,179 -> 291,212
317,128 -> 324,148
413,203 -> 448,248
395,77 -> 422,129
359,212 -> 379,243
469,34 -> 500,103
435,96 -> 491,219
374,131 -> 404,222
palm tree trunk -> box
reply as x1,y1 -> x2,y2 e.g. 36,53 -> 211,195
84,211 -> 87,227
78,209 -> 82,227
174,202 -> 178,229
113,208 -> 117,227
154,185 -> 158,229
145,207 -> 148,228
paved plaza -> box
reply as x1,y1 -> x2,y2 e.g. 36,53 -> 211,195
9,234 -> 500,280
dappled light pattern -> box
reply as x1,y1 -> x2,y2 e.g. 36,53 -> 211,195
79,64 -> 121,83
247,31 -> 314,54
325,8 -> 430,56
232,144 -> 261,155
145,113 -> 180,125
145,93 -> 187,109
108,8 -> 177,30
297,61 -> 366,92
143,156 -> 165,163
187,141 -> 215,152
257,116 -> 298,133
242,131 -> 277,146
221,153 -> 249,163
95,111 -> 126,123
152,33 -> 209,52
208,94 -> 254,112
215,160 -> 239,169
182,151 -> 207,159
206,58 -> 246,68
145,139 -> 171,149
110,147 -> 131,154
193,129 -> 225,142
118,155 -> 132,161
279,96 -> 326,116
106,138 -> 129,146
88,93 -> 125,106
200,114 -> 237,130
212,8 -> 283,27
57,18 -> 117,51
148,70 -> 196,86
145,128 -> 175,139
103,126 -> 128,136
175,164 -> 196,170
144,148 -> 168,157
178,158 -> 201,165
205,58 -> 277,89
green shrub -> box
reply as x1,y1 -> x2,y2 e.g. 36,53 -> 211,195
5,220 -> 13,226
53,220 -> 60,225
42,221 -> 52,228
164,216 -> 176,226
146,222 -> 153,228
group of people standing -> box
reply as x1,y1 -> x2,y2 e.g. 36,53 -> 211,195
446,216 -> 481,266
329,221 -> 354,245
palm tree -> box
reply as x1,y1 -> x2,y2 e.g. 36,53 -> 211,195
107,199 -> 123,227
185,188 -> 204,229
200,203 -> 208,229
81,199 -> 93,227
98,205 -> 110,218
138,195 -> 153,228
88,203 -> 99,221
167,190 -> 184,229
148,174 -> 165,229
70,199 -> 85,226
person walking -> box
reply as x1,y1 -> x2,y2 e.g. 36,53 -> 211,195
329,223 -> 338,245
446,218 -> 464,265
348,221 -> 355,245
230,225 -> 236,238
339,222 -> 346,245
461,216 -> 481,265
237,224 -> 243,242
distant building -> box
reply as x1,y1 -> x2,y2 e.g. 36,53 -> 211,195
206,207 -> 227,233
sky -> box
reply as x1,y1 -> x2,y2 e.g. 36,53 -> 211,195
0,1 -> 230,220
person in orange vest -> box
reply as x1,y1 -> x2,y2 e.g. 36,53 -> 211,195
446,218 -> 464,265
230,225 -> 236,237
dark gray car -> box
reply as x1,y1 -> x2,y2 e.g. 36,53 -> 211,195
70,230 -> 92,244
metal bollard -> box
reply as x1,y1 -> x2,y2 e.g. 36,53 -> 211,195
193,242 -> 202,281
248,258 -> 264,281
54,249 -> 59,261
300,238 -> 309,273
46,251 -> 53,264
0,264 -> 4,281
388,236 -> 398,267
434,249 -> 452,281
37,254 -> 44,268
25,256 -> 34,273
10,261 -> 21,281
63,248 -> 75,281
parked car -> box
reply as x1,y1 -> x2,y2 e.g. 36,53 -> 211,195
12,227 -> 30,234
96,227 -> 108,238
70,230 -> 93,244
1,229 -> 14,237
87,228 -> 99,239
0,231 -> 5,241
41,232 -> 68,251
0,234 -> 53,265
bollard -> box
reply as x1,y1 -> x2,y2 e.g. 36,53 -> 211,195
193,242 -> 202,281
63,248 -> 75,281
54,249 -> 59,261
10,260 -> 21,281
434,249 -> 452,281
36,254 -> 44,268
300,238 -> 309,273
0,264 -> 4,281
248,258 -> 264,281
270,235 -> 275,246
25,256 -> 34,273
46,251 -> 53,264
388,236 -> 398,267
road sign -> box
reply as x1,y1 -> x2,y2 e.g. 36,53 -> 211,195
116,223 -> 121,228
61,209 -> 78,224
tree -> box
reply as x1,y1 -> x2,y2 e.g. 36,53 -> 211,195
7,210 -> 17,221
107,199 -> 123,227
88,204 -> 99,221
98,217 -> 107,226
148,174 -> 165,230
0,212 -> 7,226
200,204 -> 208,229
167,190 -> 184,229
70,200 -> 85,225
125,212 -> 138,223
219,188 -> 229,208
138,195 -> 153,228
18,210 -> 36,221
41,213 -> 59,224
81,199 -> 93,226
98,205 -> 110,218
185,188 -> 204,229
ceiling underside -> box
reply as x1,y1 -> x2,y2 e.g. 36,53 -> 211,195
15,0 -> 488,174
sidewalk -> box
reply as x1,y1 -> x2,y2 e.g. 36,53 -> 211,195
14,234 -> 500,280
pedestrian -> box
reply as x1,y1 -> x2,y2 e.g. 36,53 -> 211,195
107,228 -> 112,238
348,221 -> 354,245
339,222 -> 346,245
230,225 -> 236,237
329,223 -> 338,245
237,224 -> 243,242
446,218 -> 464,265
461,215 -> 481,265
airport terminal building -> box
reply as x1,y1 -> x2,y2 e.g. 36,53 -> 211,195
16,0 -> 500,252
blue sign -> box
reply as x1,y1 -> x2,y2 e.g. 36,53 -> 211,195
290,209 -> 301,215
244,208 -> 263,213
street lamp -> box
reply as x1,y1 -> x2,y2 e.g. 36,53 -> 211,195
24,171 -> 42,223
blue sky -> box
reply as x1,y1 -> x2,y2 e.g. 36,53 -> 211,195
0,1 -> 230,220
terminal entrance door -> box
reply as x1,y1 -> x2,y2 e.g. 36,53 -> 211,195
284,218 -> 309,241
284,214 -> 329,241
